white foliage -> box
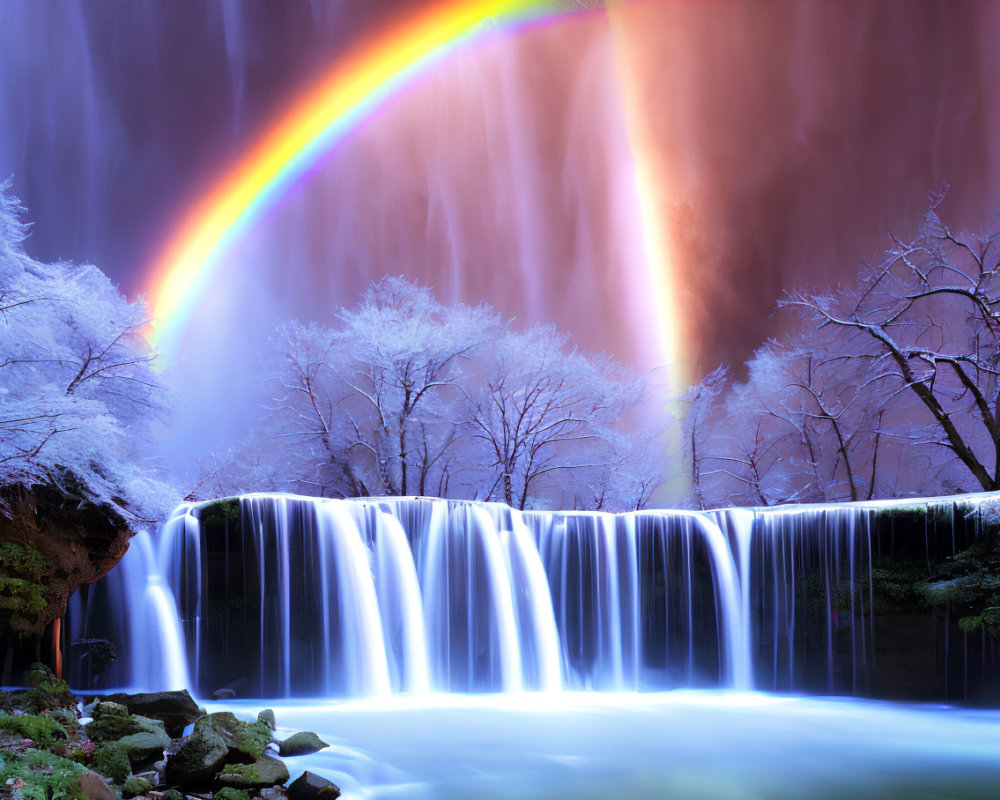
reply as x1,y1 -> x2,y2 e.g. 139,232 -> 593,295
0,182 -> 174,523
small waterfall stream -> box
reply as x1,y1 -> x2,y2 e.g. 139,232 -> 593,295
69,494 -> 1000,703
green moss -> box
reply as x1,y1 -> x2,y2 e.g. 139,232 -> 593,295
198,498 -> 241,529
92,744 -> 131,784
27,663 -> 75,711
214,787 -> 251,800
0,543 -> 48,635
85,713 -> 144,742
869,560 -> 932,615
45,707 -> 81,735
0,748 -> 88,800
122,775 -> 153,798
192,713 -> 272,761
0,712 -> 68,747
217,763 -> 259,783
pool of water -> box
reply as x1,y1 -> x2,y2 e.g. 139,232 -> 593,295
210,691 -> 1000,799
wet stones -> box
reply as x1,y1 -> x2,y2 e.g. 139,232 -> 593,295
286,771 -> 341,800
276,733 -> 327,758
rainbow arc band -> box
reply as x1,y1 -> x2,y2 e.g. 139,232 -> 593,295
145,0 -> 557,359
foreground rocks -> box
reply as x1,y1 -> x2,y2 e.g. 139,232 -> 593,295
0,666 -> 339,800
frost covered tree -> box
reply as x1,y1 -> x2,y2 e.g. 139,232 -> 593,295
0,184 -> 174,660
785,191 -> 1000,494
334,277 -> 502,497
210,278 -> 662,509
689,191 -> 1000,506
466,324 -> 650,510
0,184 -> 173,523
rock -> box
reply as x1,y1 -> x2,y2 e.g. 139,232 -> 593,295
277,732 -> 328,757
93,701 -> 129,719
164,724 -> 229,789
216,755 -> 289,790
211,679 -> 248,701
100,691 -> 205,738
193,712 -> 272,763
258,787 -> 287,800
0,486 -> 131,639
286,771 -> 341,800
122,775 -> 153,798
214,788 -> 250,800
115,728 -> 172,766
87,711 -> 170,751
92,744 -> 132,784
77,769 -> 118,800
257,709 -> 276,731
161,789 -> 184,800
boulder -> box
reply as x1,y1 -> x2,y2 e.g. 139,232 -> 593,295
86,710 -> 169,750
194,712 -> 272,763
122,775 -> 153,798
277,732 -> 328,757
164,724 -> 229,789
115,728 -> 172,766
0,486 -> 131,639
214,788 -> 250,800
100,690 -> 204,738
216,755 -> 290,790
286,771 -> 341,800
77,769 -> 118,800
257,709 -> 276,730
92,701 -> 128,719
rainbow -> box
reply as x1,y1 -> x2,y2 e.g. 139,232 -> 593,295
146,0 -> 557,357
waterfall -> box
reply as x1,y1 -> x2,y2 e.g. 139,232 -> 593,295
68,493 -> 1000,702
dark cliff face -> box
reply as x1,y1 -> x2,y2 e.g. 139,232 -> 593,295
0,484 -> 131,640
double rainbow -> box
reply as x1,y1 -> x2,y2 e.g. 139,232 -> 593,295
146,0 -> 556,357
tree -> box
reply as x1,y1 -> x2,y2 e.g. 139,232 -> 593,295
465,324 -> 649,510
0,183 -> 174,669
688,191 -> 998,507
334,277 -> 502,497
208,278 -> 663,510
784,190 -> 1000,494
0,183 -> 173,523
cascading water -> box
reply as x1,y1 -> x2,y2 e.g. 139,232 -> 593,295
69,492 -> 1000,703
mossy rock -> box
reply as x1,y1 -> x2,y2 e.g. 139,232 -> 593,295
214,787 -> 252,800
0,711 -> 68,747
216,755 -> 289,790
114,728 -> 171,767
199,498 -> 242,529
122,775 -> 153,798
286,771 -> 341,800
193,712 -> 272,762
86,712 -> 167,745
277,732 -> 328,757
164,724 -> 228,789
0,748 -> 89,800
92,701 -> 129,719
257,709 -> 276,731
99,690 -> 204,738
92,744 -> 132,784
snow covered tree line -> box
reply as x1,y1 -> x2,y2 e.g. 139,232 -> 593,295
0,182 -> 174,525
686,190 -> 1000,508
199,276 -> 662,511
7,176 -> 1000,517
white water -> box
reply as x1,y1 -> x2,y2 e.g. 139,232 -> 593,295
210,692 -> 1000,800
74,492 -> 1000,702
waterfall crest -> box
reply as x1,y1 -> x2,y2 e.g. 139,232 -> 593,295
69,493 -> 1000,703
